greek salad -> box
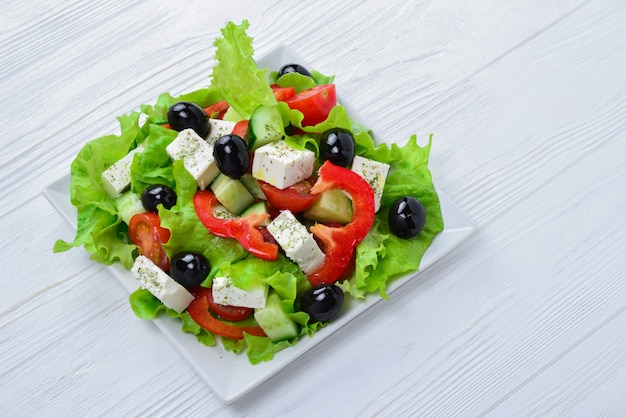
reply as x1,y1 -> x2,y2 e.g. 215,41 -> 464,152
54,20 -> 444,364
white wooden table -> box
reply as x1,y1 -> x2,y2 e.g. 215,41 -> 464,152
2,0 -> 625,416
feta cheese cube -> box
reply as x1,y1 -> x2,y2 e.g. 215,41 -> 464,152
166,129 -> 220,189
212,276 -> 268,309
101,145 -> 144,198
267,210 -> 325,274
350,155 -> 390,212
130,255 -> 194,313
251,141 -> 315,189
205,119 -> 236,144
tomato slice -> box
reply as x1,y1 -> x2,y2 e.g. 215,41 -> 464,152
258,178 -> 318,213
187,287 -> 265,340
128,212 -> 171,271
206,287 -> 253,321
270,85 -> 295,102
285,84 -> 336,126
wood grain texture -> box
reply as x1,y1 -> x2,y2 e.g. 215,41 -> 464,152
1,0 -> 625,416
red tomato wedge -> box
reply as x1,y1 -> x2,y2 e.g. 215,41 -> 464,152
270,85 -> 296,101
187,287 -> 266,340
258,178 -> 318,213
128,212 -> 171,271
285,84 -> 336,126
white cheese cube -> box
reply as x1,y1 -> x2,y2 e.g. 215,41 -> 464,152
205,119 -> 236,144
350,155 -> 390,212
267,210 -> 325,274
212,276 -> 268,309
101,145 -> 144,198
251,141 -> 315,189
166,129 -> 220,189
130,255 -> 194,313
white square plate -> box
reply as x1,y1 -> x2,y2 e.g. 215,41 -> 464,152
43,45 -> 476,402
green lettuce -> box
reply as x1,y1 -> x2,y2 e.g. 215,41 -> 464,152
211,20 -> 276,119
53,112 -> 146,269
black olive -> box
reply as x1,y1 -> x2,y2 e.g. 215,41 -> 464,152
169,252 -> 210,289
141,184 -> 177,213
388,196 -> 426,239
278,63 -> 313,78
166,101 -> 210,138
300,284 -> 344,323
213,134 -> 250,179
320,128 -> 355,167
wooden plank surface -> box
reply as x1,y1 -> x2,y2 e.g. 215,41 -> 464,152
1,0 -> 624,416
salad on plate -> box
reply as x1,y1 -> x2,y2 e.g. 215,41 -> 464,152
54,20 -> 444,364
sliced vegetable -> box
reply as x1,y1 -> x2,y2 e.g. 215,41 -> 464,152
204,100 -> 230,118
258,178 -> 317,213
187,287 -> 265,339
206,286 -> 254,322
248,104 -> 284,150
253,291 -> 299,341
128,212 -> 171,272
306,161 -> 376,286
303,189 -> 353,224
270,85 -> 296,101
231,120 -> 249,138
193,190 -> 278,260
285,84 -> 337,126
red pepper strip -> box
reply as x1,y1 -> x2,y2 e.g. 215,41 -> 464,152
193,190 -> 279,261
231,120 -> 249,138
187,287 -> 266,340
204,100 -> 230,118
306,161 -> 376,286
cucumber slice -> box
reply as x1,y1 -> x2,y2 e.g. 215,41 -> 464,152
254,291 -> 299,342
115,191 -> 145,224
248,104 -> 284,150
240,173 -> 266,200
303,189 -> 353,224
222,106 -> 244,123
210,173 -> 254,215
240,201 -> 270,226
241,201 -> 268,217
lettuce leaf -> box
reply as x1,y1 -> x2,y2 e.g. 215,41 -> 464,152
53,112 -> 146,269
211,20 -> 276,119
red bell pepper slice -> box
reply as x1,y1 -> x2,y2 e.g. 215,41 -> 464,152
193,190 -> 279,261
187,287 -> 266,340
307,161 -> 376,286
204,100 -> 230,119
